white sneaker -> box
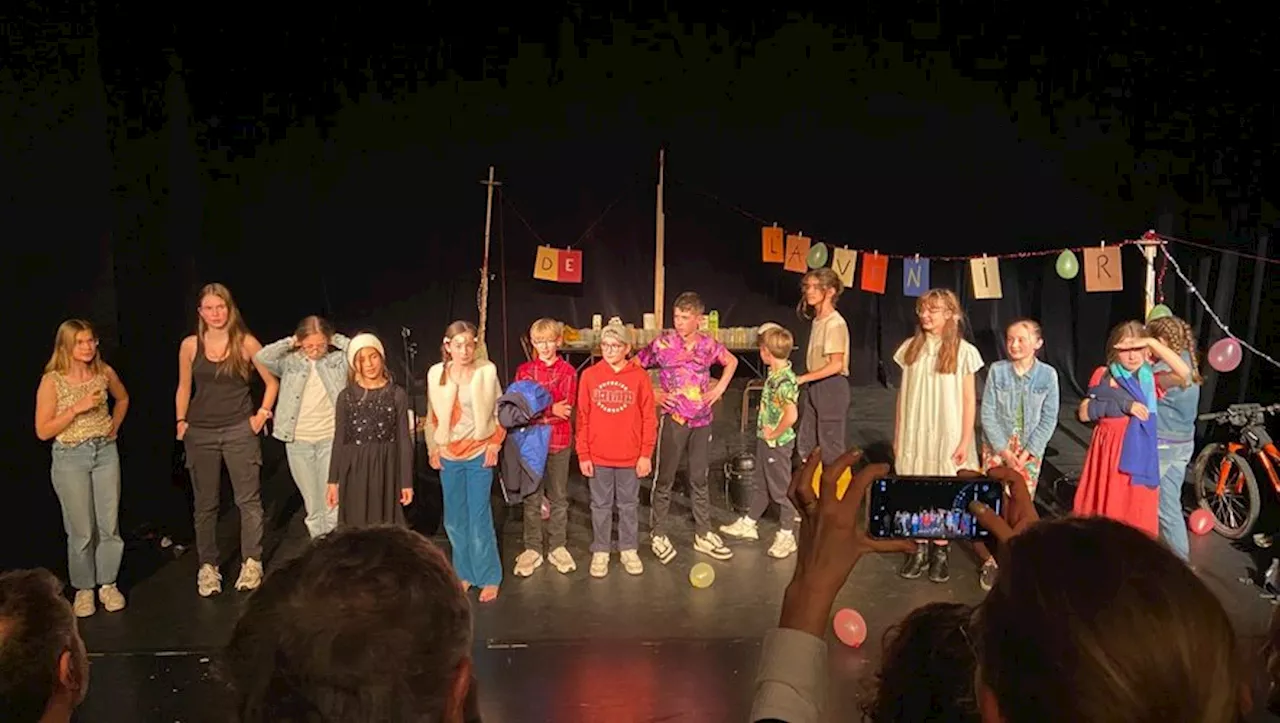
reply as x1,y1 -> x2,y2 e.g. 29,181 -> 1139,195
719,516 -> 760,540
547,546 -> 577,574
651,535 -> 677,565
98,584 -> 126,612
73,589 -> 95,618
197,564 -> 222,597
694,532 -> 733,560
590,552 -> 610,578
620,549 -> 644,575
235,558 -> 264,591
768,530 -> 797,559
514,549 -> 544,577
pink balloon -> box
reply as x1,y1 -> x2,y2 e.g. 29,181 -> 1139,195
833,608 -> 867,648
1189,508 -> 1215,536
1208,337 -> 1242,373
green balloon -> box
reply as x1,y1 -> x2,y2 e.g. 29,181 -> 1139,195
1055,250 -> 1080,279
1147,304 -> 1172,322
806,242 -> 829,269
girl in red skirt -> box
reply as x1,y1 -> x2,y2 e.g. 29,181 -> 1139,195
1073,321 -> 1190,537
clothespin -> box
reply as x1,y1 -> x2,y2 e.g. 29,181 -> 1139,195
914,253 -> 920,261
1100,239 -> 1106,248
772,222 -> 778,228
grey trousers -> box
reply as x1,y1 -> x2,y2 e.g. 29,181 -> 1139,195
523,447 -> 572,551
184,421 -> 264,565
797,376 -> 851,466
748,437 -> 797,530
650,416 -> 713,537
590,466 -> 640,553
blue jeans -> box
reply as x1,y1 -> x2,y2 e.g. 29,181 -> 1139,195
286,438 -> 338,538
51,438 -> 123,590
441,455 -> 502,588
1158,440 -> 1195,562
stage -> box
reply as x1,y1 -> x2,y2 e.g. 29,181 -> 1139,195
72,384 -> 1280,722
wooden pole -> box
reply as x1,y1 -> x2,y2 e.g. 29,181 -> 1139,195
1139,232 -> 1159,317
477,166 -> 501,361
654,148 -> 666,328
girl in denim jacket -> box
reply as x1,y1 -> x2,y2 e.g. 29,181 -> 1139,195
976,318 -> 1060,589
254,316 -> 349,538
980,319 -> 1060,497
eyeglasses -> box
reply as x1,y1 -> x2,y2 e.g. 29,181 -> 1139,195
600,342 -> 626,350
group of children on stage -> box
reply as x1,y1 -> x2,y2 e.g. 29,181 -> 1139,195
38,274 -> 1206,613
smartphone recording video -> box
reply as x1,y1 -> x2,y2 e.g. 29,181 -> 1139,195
868,476 -> 1003,540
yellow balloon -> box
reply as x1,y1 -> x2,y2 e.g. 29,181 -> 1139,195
689,562 -> 716,589
812,462 -> 853,500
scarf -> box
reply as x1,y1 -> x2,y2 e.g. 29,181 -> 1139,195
1108,363 -> 1160,488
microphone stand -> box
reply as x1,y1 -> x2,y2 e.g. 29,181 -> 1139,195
401,326 -> 420,414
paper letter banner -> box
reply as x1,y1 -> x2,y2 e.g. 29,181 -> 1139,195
762,226 -> 784,263
534,246 -> 559,281
831,247 -> 857,287
558,248 -> 583,283
860,252 -> 888,294
969,257 -> 1003,299
533,246 -> 583,283
1082,246 -> 1123,292
902,257 -> 929,297
783,234 -> 811,273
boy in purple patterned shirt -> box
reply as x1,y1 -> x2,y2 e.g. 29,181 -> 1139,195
635,291 -> 738,563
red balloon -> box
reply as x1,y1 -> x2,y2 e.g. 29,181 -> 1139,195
833,608 -> 867,648
1189,508 -> 1215,536
1208,337 -> 1242,373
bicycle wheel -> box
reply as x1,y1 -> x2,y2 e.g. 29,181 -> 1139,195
1192,443 -> 1260,539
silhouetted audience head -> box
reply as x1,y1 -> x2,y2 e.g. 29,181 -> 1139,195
862,601 -> 979,722
223,526 -> 473,723
975,516 -> 1243,723
0,569 -> 89,723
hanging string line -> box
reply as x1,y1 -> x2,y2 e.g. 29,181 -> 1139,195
500,194 -> 549,247
672,178 -> 1147,258
1156,232 -> 1280,265
571,191 -> 627,248
1156,242 -> 1280,371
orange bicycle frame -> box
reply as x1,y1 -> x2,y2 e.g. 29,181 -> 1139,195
1218,442 -> 1280,495
1261,443 -> 1280,494
1208,440 -> 1280,496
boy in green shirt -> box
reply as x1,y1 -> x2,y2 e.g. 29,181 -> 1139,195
719,324 -> 800,558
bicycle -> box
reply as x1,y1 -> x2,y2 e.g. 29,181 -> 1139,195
1192,402 -> 1280,539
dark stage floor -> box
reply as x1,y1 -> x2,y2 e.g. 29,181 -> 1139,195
73,385 -> 1280,722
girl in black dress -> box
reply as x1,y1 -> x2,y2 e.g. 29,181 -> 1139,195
326,333 -> 414,528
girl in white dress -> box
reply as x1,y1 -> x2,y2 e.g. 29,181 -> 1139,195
892,288 -> 984,583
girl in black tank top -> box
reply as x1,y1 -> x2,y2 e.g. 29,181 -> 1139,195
188,337 -> 254,429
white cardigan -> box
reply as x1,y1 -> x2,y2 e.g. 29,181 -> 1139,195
425,360 -> 502,454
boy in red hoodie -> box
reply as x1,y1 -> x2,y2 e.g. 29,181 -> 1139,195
576,323 -> 657,578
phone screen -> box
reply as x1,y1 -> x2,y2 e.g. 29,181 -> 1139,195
868,476 -> 1003,540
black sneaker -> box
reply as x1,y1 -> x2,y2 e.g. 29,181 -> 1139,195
899,543 -> 928,579
928,544 -> 950,583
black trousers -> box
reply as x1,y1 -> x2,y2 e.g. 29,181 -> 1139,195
650,415 -> 712,537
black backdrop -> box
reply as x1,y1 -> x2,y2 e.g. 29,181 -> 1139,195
3,8 -> 1276,576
